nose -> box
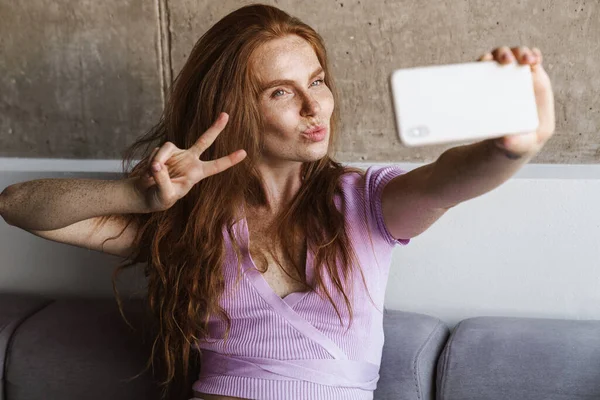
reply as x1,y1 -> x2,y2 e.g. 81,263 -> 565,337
300,93 -> 321,117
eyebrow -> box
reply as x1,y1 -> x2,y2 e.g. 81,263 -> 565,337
260,67 -> 325,92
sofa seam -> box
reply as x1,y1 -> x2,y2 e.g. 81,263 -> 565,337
438,319 -> 466,400
412,320 -> 445,400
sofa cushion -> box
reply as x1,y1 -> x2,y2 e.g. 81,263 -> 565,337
374,308 -> 450,400
437,316 -> 600,400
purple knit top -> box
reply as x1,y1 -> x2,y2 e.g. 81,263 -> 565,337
191,165 -> 410,400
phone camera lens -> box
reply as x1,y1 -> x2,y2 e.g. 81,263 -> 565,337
408,126 -> 429,137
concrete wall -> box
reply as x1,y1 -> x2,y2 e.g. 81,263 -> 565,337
1,0 -> 599,162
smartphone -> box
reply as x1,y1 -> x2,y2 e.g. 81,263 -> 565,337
389,60 -> 539,147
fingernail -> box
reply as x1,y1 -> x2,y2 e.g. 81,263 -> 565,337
152,163 -> 161,172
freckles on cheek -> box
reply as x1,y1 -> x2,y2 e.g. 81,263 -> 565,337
261,96 -> 284,117
262,110 -> 283,132
262,102 -> 294,130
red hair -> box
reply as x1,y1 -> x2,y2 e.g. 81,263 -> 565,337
97,4 -> 375,399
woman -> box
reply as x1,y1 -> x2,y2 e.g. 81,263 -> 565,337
0,3 -> 554,400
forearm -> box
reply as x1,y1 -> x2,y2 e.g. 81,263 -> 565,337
0,177 -> 147,231
426,139 -> 535,209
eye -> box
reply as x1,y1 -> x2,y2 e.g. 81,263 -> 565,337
270,78 -> 325,99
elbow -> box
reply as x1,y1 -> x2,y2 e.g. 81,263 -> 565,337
0,186 -> 15,226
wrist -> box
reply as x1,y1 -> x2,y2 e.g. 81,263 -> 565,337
489,138 -> 537,160
121,177 -> 153,214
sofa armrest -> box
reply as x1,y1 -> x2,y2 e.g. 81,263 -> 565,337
375,308 -> 450,400
0,294 -> 53,400
437,316 -> 600,400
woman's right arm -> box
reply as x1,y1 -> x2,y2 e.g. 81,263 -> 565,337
0,177 -> 148,231
0,111 -> 244,232
0,178 -> 147,258
0,111 -> 247,257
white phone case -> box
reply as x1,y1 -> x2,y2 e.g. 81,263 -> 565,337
389,61 -> 539,147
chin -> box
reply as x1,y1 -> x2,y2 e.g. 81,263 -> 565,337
302,148 -> 328,162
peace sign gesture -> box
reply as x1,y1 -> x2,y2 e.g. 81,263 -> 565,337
133,112 -> 247,212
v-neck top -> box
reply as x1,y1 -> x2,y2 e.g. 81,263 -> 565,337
191,165 -> 410,400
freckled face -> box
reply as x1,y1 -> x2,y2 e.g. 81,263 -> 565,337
251,35 -> 334,164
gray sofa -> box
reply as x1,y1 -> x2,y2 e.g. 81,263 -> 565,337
1,293 -> 599,400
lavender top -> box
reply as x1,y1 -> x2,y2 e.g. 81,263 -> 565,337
192,165 -> 410,400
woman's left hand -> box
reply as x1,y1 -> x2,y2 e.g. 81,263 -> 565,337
478,46 -> 556,157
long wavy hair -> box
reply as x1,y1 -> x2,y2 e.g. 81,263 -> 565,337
97,4 -> 379,400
